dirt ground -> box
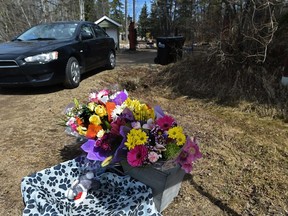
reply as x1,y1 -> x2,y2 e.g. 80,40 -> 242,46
0,48 -> 287,216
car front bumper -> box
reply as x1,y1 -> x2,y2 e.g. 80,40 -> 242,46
0,59 -> 66,87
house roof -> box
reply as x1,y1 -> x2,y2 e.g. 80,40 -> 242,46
95,16 -> 122,27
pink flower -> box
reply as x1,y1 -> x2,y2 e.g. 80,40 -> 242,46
97,90 -> 110,103
89,90 -> 110,103
88,92 -> 98,102
66,117 -> 76,126
65,117 -> 78,131
176,137 -> 202,173
176,150 -> 194,173
71,123 -> 77,131
183,137 -> 202,161
110,118 -> 126,135
127,145 -> 148,167
156,115 -> 175,131
148,151 -> 160,163
181,163 -> 193,173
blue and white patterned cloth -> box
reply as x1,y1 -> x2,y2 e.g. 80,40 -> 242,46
21,156 -> 162,216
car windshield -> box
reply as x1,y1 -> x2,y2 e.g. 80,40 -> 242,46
16,23 -> 78,41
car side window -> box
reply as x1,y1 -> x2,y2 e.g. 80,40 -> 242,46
93,25 -> 108,38
81,25 -> 94,40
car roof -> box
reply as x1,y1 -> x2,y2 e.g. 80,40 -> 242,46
39,21 -> 95,25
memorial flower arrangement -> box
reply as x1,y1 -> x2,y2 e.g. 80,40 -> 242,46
64,89 -> 202,173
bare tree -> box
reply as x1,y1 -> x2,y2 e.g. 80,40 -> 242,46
0,0 -> 80,42
219,0 -> 280,64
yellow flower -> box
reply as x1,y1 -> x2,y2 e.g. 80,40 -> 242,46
168,126 -> 186,145
136,130 -> 148,144
101,156 -> 113,167
125,129 -> 148,150
123,98 -> 132,108
95,105 -> 107,117
89,114 -> 101,125
87,102 -> 96,112
133,112 -> 141,121
124,98 -> 141,111
146,106 -> 155,119
77,126 -> 87,136
176,133 -> 186,146
168,126 -> 183,139
128,101 -> 155,121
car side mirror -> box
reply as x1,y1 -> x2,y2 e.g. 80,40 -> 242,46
81,31 -> 93,40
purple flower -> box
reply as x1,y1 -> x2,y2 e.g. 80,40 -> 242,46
150,125 -> 166,146
121,108 -> 134,121
181,163 -> 193,173
112,91 -> 128,105
183,137 -> 202,161
111,125 -> 131,163
176,137 -> 202,173
154,105 -> 165,119
81,139 -> 110,161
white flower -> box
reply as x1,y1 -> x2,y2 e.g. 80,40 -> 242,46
97,129 -> 105,138
64,103 -> 75,116
154,143 -> 166,152
131,121 -> 141,129
111,104 -> 127,120
142,118 -> 154,129
98,95 -> 109,104
88,92 -> 97,102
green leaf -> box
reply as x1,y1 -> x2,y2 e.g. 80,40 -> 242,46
74,98 -> 79,108
163,143 -> 181,160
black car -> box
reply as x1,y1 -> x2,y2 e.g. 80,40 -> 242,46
0,21 -> 116,88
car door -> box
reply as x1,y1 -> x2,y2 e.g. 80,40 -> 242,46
92,24 -> 111,66
80,24 -> 101,71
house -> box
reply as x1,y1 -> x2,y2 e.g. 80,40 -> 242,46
95,16 -> 122,50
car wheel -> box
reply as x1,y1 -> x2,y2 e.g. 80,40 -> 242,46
106,51 -> 116,69
64,57 -> 80,88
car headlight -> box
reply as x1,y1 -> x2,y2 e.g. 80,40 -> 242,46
24,51 -> 58,63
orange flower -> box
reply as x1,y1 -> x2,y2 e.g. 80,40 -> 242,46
86,124 -> 103,139
76,117 -> 83,126
105,102 -> 116,121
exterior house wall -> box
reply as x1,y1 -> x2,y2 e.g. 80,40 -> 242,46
96,17 -> 121,50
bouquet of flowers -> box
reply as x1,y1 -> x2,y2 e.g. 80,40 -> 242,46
64,88 -> 201,173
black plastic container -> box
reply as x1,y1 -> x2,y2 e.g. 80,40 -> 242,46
154,36 -> 185,65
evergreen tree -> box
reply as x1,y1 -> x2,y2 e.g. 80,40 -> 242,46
95,0 -> 110,19
84,0 -> 97,21
110,0 -> 124,28
174,0 -> 195,41
149,0 -> 178,37
149,0 -> 161,38
138,2 -> 149,39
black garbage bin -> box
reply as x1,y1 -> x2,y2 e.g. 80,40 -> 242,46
154,36 -> 185,65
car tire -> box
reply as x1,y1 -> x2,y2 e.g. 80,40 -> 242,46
154,57 -> 159,64
106,51 -> 116,69
64,57 -> 80,88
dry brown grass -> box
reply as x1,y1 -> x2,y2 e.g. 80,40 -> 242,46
157,51 -> 288,121
0,52 -> 287,215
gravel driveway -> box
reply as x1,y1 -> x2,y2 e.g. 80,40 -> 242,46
116,48 -> 157,65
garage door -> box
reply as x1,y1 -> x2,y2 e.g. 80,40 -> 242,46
106,29 -> 118,49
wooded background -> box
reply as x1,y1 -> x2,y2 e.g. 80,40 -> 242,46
0,0 -> 287,65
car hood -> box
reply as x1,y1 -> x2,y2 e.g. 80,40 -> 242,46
0,40 -> 72,57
